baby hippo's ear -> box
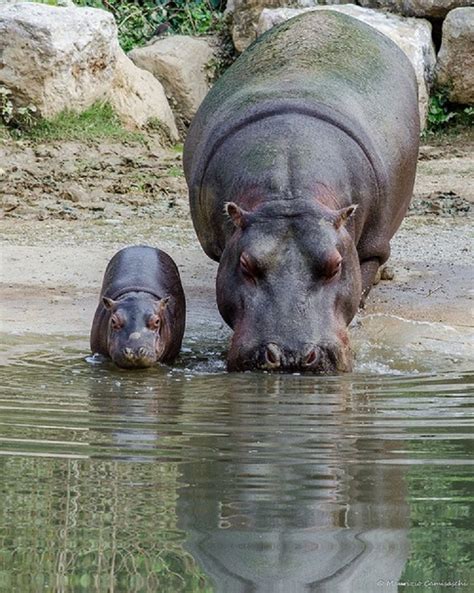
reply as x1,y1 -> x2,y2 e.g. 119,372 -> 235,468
334,205 -> 358,229
102,296 -> 118,310
225,202 -> 249,229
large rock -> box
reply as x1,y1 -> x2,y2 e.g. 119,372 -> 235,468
357,1 -> 472,19
258,5 -> 436,126
231,0 -> 320,53
436,7 -> 474,105
0,2 -> 117,117
0,2 -> 178,137
129,35 -> 215,128
0,0 -> 75,4
108,48 -> 179,140
229,1 -> 472,51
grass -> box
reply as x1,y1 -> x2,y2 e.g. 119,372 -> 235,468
166,165 -> 184,178
22,102 -> 145,144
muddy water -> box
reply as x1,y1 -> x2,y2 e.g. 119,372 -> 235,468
0,320 -> 473,593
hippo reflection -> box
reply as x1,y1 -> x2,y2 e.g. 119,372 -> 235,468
184,11 -> 419,372
175,376 -> 410,593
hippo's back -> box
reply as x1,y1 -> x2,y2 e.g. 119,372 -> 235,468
184,10 -> 419,216
99,246 -> 181,300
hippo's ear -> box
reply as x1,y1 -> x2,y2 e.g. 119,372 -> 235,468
334,205 -> 358,229
155,296 -> 172,314
102,296 -> 118,310
225,202 -> 248,229
160,296 -> 171,310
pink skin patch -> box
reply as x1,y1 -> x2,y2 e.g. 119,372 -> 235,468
312,182 -> 344,211
233,188 -> 265,212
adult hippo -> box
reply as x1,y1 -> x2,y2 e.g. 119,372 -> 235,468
183,10 -> 419,373
90,246 -> 186,368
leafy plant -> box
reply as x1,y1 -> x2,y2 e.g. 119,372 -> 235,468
426,91 -> 456,130
0,86 -> 38,131
425,90 -> 474,135
76,1 -> 226,52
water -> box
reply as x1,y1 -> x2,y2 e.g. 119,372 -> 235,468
0,321 -> 473,593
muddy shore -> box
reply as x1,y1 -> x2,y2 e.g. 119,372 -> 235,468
1,130 -> 473,364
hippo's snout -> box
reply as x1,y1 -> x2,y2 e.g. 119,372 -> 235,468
259,343 -> 323,372
112,345 -> 157,369
230,341 -> 352,374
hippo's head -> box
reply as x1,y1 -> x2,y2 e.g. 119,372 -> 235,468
103,293 -> 172,369
216,199 -> 361,373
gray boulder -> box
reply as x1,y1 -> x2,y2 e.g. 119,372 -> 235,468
129,35 -> 215,128
0,2 -> 117,117
436,7 -> 474,105
229,1 -> 472,52
109,48 -> 178,140
230,0 -> 320,52
357,1 -> 472,19
0,0 -> 75,4
0,2 -> 178,137
258,5 -> 436,126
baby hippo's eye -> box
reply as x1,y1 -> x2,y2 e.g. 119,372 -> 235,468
110,315 -> 123,330
148,315 -> 161,330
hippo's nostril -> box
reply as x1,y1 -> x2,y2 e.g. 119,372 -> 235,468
303,348 -> 318,367
265,343 -> 281,368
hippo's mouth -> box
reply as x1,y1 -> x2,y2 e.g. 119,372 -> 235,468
111,347 -> 158,370
227,343 -> 353,374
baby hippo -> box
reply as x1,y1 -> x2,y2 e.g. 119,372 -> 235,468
90,246 -> 186,369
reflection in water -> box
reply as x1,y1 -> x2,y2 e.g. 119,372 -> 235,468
0,334 -> 472,592
176,375 -> 410,593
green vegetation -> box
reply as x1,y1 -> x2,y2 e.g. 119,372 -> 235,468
400,438 -> 473,592
0,457 -> 214,593
29,0 -> 64,5
13,102 -> 144,144
76,1 -> 226,52
0,93 -> 151,144
166,165 -> 184,177
0,86 -> 37,130
425,90 -> 474,135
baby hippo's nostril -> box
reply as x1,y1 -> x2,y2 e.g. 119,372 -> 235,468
123,347 -> 134,360
303,348 -> 318,367
138,347 -> 149,359
265,343 -> 281,368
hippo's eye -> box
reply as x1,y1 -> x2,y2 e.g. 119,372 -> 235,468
326,259 -> 342,280
148,316 -> 161,330
239,253 -> 258,281
110,315 -> 123,330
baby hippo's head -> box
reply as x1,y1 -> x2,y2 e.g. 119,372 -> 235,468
103,292 -> 173,369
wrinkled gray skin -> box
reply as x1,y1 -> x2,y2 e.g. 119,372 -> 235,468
184,11 -> 420,373
90,246 -> 186,369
